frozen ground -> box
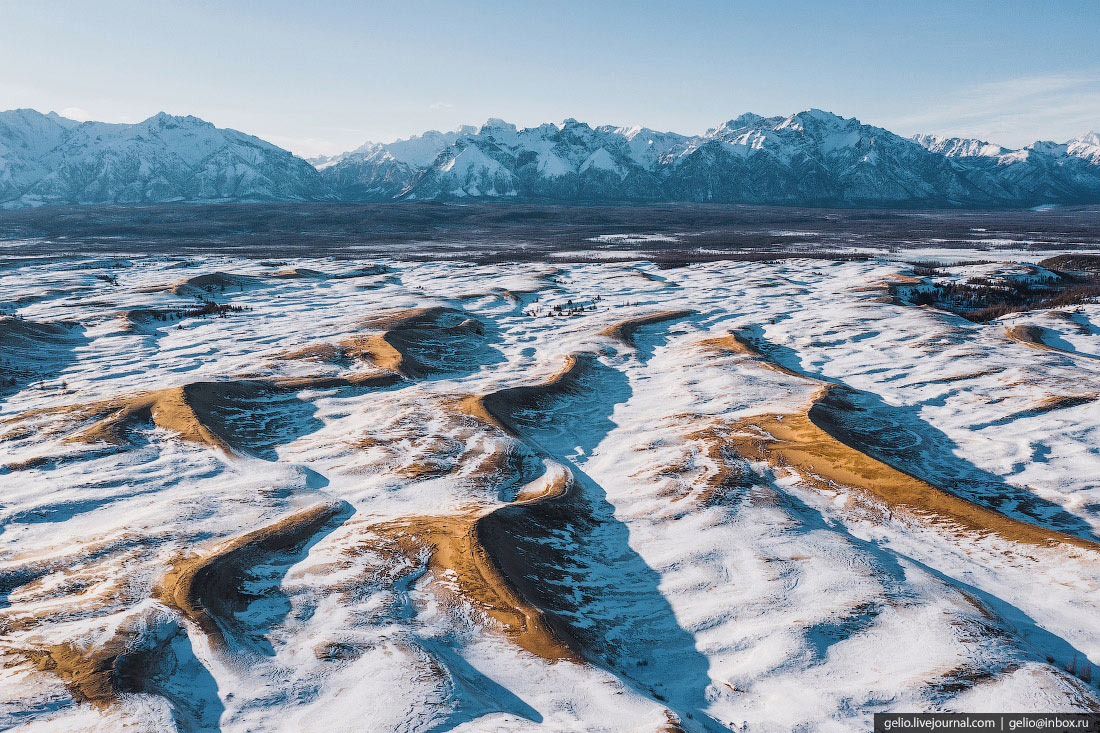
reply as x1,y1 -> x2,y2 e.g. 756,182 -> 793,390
1,250 -> 1099,731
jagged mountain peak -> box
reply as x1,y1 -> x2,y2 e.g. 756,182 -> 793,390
913,134 -> 1007,158
479,117 -> 517,134
724,112 -> 767,129
783,108 -> 850,128
139,111 -> 215,129
1026,140 -> 1070,156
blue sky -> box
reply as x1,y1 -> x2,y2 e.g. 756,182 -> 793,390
1,0 -> 1097,156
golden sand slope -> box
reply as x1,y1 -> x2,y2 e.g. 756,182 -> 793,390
706,332 -> 1100,553
446,355 -> 606,660
1005,324 -> 1055,350
364,354 -> 602,661
271,335 -> 402,371
156,503 -> 345,653
270,267 -> 326,279
337,378 -> 580,660
269,373 -> 400,391
471,467 -> 586,662
457,353 -> 591,435
66,382 -> 261,452
1,374 -> 398,458
28,614 -> 171,707
356,307 -> 486,377
700,330 -> 804,378
599,310 -> 693,347
370,464 -> 579,661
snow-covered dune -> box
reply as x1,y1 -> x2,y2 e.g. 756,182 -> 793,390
2,252 -> 1099,730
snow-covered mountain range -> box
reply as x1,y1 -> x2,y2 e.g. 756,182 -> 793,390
3,107 -> 1100,208
0,109 -> 327,207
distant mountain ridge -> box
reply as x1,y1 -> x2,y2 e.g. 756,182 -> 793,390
3,107 -> 1100,208
0,109 -> 327,207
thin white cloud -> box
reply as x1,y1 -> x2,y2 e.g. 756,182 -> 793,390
429,101 -> 453,110
882,73 -> 1100,148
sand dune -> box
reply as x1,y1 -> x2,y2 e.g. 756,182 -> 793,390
707,333 -> 1100,552
28,610 -> 181,707
269,373 -> 400,390
165,271 -> 264,297
1006,323 -> 1100,363
1006,393 -> 1098,420
2,372 -> 400,459
730,388 -> 1100,551
117,308 -> 183,332
357,307 -> 488,377
272,335 -> 399,369
701,330 -> 805,378
682,423 -> 753,507
369,463 -> 579,661
458,354 -> 592,435
471,464 -> 585,660
270,267 -> 327,279
271,343 -> 348,363
451,355 -> 636,667
600,310 -> 693,347
1005,324 -> 1056,350
64,382 -> 267,452
0,317 -> 84,396
0,317 -> 79,345
366,358 -> 604,661
156,502 -> 345,653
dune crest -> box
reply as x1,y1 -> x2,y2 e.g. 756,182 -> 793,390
458,353 -> 592,435
356,307 -> 488,377
600,310 -> 692,347
1006,324 -> 1056,350
706,334 -> 1100,553
155,502 -> 345,653
370,462 -> 579,661
701,330 -> 805,378
2,373 -> 398,458
163,271 -> 264,297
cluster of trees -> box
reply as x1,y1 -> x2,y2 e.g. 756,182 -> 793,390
907,273 -> 1100,322
526,296 -> 602,318
182,301 -> 251,318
